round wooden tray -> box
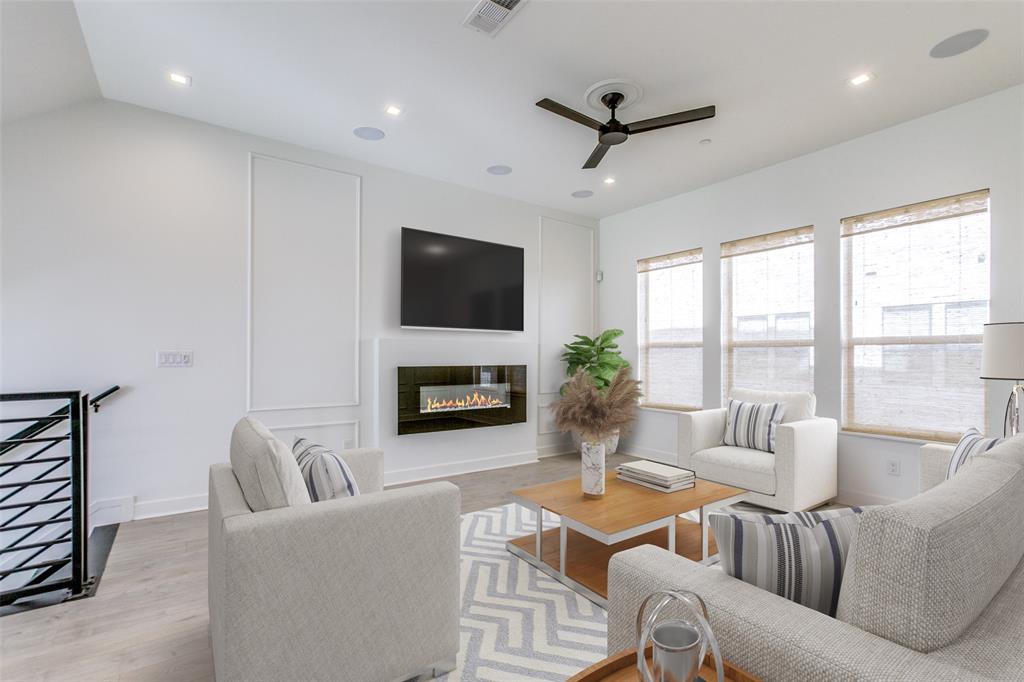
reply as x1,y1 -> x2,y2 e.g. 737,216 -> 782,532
568,647 -> 761,682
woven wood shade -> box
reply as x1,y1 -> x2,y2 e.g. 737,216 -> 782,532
841,190 -> 991,440
721,226 -> 815,399
637,249 -> 703,410
841,189 -> 990,238
721,225 -> 814,258
637,248 -> 702,273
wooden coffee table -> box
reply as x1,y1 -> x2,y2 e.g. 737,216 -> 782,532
506,472 -> 745,607
568,647 -> 760,682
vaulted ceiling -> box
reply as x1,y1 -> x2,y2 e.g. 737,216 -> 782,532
5,1 -> 1023,218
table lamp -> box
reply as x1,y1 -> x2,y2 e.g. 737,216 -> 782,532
981,322 -> 1024,436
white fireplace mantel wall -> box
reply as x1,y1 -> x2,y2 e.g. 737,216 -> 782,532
373,338 -> 540,485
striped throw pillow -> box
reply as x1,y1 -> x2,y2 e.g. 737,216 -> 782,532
745,506 -> 870,528
293,438 -> 360,502
946,427 -> 1005,480
710,509 -> 867,616
723,399 -> 786,453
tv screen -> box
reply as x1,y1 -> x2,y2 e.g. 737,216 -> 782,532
401,228 -> 524,331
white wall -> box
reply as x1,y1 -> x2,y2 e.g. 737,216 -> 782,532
600,85 -> 1024,504
1,99 -> 597,521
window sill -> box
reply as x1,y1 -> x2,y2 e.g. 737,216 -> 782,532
840,430 -> 935,446
639,405 -> 702,415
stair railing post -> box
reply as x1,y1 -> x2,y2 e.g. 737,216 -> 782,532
67,392 -> 86,596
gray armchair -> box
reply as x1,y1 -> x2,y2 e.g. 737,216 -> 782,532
208,448 -> 460,682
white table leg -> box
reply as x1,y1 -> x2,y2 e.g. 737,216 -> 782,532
667,516 -> 676,554
559,521 -> 568,577
701,506 -> 709,561
535,507 -> 543,559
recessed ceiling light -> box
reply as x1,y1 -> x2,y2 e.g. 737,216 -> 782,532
571,190 -> 594,198
930,29 -> 989,59
848,73 -> 873,87
169,72 -> 191,87
353,126 -> 385,141
385,105 -> 402,116
603,177 -> 616,185
699,138 -> 712,145
486,165 -> 512,176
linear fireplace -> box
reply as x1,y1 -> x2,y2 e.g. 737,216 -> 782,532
398,365 -> 527,435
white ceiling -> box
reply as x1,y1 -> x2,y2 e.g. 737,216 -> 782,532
17,2 -> 1024,218
1,1 -> 100,123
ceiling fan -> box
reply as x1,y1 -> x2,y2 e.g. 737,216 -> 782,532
536,92 -> 716,169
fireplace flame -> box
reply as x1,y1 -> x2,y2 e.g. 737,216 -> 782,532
424,391 -> 508,413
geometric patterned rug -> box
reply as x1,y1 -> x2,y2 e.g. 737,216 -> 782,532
440,503 -> 608,681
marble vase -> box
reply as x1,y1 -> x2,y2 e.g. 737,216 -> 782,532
572,429 -> 619,455
580,440 -> 606,498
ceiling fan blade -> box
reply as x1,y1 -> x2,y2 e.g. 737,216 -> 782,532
582,143 -> 610,169
536,98 -> 603,131
627,105 -> 716,134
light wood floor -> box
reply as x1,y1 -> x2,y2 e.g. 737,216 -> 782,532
0,452 -> 635,681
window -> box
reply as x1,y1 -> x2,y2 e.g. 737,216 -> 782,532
637,248 -> 703,410
841,189 -> 990,442
721,226 -> 814,397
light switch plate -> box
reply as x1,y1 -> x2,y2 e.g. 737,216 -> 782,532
885,459 -> 901,477
157,350 -> 194,368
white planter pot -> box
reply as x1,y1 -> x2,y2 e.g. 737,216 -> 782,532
580,441 -> 606,498
573,429 -> 619,455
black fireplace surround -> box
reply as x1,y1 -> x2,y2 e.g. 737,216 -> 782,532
397,365 -> 527,435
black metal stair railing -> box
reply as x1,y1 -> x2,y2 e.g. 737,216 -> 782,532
0,387 -> 120,607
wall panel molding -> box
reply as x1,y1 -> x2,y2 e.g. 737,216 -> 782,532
538,217 -> 596,397
246,153 -> 361,412
268,420 -> 360,451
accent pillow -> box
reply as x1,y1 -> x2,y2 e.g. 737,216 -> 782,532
723,399 -> 786,453
229,417 -> 311,512
946,427 -> 1005,480
710,509 -> 866,616
743,506 -> 872,528
293,438 -> 360,502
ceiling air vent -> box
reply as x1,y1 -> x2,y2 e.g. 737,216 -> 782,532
462,0 -> 526,36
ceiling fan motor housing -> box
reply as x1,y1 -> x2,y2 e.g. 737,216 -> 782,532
598,92 -> 629,145
599,122 -> 628,146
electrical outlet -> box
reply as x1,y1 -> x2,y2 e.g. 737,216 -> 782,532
157,350 -> 194,368
886,459 -> 902,477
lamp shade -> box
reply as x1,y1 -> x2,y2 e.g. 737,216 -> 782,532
980,322 -> 1024,381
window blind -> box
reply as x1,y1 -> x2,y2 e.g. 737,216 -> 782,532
637,248 -> 703,410
841,190 -> 990,442
721,226 -> 815,398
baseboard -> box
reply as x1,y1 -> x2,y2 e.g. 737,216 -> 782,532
835,488 -> 902,506
382,450 -> 538,486
89,496 -> 135,530
537,443 -> 576,458
133,494 -> 208,520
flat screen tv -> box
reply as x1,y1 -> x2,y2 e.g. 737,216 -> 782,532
401,227 -> 524,332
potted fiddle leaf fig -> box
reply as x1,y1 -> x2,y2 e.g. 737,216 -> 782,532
552,368 -> 642,498
561,329 -> 631,453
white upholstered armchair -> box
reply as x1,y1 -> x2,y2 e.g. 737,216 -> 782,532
677,389 -> 837,511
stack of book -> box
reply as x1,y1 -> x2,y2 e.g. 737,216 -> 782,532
617,460 -> 695,493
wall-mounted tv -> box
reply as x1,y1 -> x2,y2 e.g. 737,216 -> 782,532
401,227 -> 524,332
